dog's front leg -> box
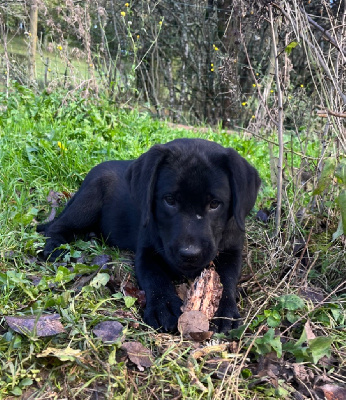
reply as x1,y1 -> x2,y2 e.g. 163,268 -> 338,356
213,250 -> 243,333
135,247 -> 183,332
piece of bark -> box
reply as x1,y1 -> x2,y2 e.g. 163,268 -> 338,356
181,267 -> 223,320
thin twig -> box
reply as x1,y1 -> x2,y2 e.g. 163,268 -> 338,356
300,6 -> 346,58
269,5 -> 284,237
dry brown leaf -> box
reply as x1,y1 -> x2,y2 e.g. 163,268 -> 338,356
122,341 -> 153,371
189,331 -> 214,342
178,310 -> 209,339
304,320 -> 316,341
121,281 -> 146,308
299,286 -> 325,303
292,363 -> 314,382
320,384 -> 346,400
91,254 -> 112,268
38,346 -> 84,362
5,314 -> 65,337
93,321 -> 124,343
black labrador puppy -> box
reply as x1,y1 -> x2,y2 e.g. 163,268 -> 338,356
38,138 -> 260,333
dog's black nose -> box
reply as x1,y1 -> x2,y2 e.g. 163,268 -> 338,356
178,245 -> 202,263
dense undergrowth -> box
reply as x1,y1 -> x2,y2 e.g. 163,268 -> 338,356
0,89 -> 345,399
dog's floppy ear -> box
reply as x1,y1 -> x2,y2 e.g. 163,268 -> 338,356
225,149 -> 261,231
126,144 -> 167,227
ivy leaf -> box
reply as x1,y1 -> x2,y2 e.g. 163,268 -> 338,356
254,328 -> 282,358
277,294 -> 305,311
308,336 -> 333,364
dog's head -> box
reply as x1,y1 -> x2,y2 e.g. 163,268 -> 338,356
126,139 -> 260,276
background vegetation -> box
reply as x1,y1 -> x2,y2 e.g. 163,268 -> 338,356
0,1 -> 345,399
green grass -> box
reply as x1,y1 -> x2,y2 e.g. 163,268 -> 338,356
0,88 -> 345,399
1,36 -> 91,89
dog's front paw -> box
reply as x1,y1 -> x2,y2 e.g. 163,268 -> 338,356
42,239 -> 67,261
212,305 -> 241,333
144,295 -> 183,332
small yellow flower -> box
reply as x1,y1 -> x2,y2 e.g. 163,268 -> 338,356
125,2 -> 129,6
136,34 -> 140,39
211,63 -> 214,67
256,73 -> 259,76
242,102 -> 247,106
214,46 -> 219,51
300,84 -> 304,88
252,83 -> 256,87
58,141 -> 67,151
159,20 -> 163,25
270,90 -> 274,93
252,115 -> 255,119
48,68 -> 51,72
89,63 -> 93,68
57,45 -> 62,51
211,68 -> 214,72
121,11 -> 126,17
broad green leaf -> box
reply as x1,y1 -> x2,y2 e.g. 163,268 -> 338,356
109,348 -> 117,365
283,333 -> 309,362
284,41 -> 299,55
338,190 -> 346,235
254,328 -> 282,358
312,159 -> 336,195
73,263 -> 100,274
264,310 -> 281,327
228,324 -> 247,340
286,311 -> 299,324
332,218 -> 344,241
335,160 -> 346,184
112,292 -> 124,300
19,378 -> 34,387
308,336 -> 333,364
296,326 -> 308,347
11,387 -> 22,396
241,368 -> 252,378
54,266 -> 75,283
277,294 -> 305,311
124,296 -> 137,308
90,272 -> 110,288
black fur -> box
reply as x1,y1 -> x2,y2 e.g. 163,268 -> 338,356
38,138 -> 261,333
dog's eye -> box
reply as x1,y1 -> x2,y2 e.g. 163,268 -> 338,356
209,200 -> 220,210
164,195 -> 176,207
